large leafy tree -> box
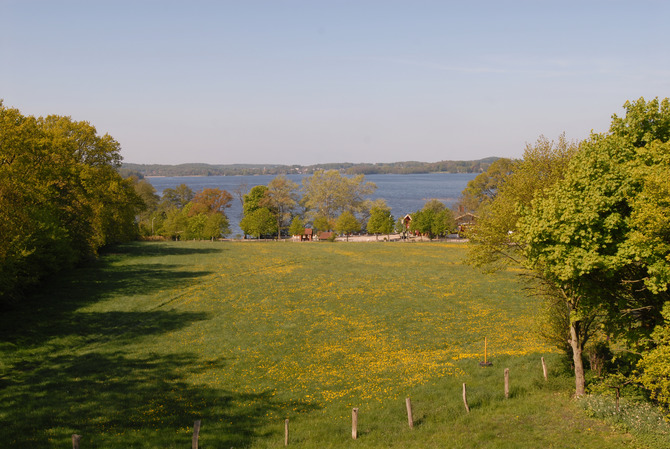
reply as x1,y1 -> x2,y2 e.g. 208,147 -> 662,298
189,188 -> 233,216
288,216 -> 305,237
409,199 -> 455,240
240,207 -> 277,239
367,200 -> 395,240
301,170 -> 376,224
465,134 -> 584,393
0,102 -> 143,302
262,175 -> 299,239
458,157 -> 514,213
161,184 -> 194,210
335,211 -> 360,241
240,185 -> 273,238
519,98 -> 670,395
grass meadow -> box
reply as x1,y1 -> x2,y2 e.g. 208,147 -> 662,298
0,241 -> 660,448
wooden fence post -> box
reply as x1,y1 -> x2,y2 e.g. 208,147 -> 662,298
504,368 -> 510,399
541,357 -> 548,381
192,420 -> 201,449
462,383 -> 470,413
72,434 -> 81,449
352,408 -> 359,439
284,418 -> 289,446
405,397 -> 414,429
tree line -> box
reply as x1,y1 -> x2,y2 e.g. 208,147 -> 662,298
0,101 -> 144,303
459,98 -> 670,418
135,169 -> 457,242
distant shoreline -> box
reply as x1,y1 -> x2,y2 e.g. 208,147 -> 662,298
120,157 -> 500,178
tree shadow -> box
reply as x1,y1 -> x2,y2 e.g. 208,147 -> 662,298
1,242 -> 321,447
100,241 -> 227,258
2,351 -> 320,448
1,245 -> 218,347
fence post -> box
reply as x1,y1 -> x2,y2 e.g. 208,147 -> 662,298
405,397 -> 414,429
352,408 -> 359,439
541,357 -> 548,381
72,434 -> 81,449
192,420 -> 201,449
284,418 -> 289,446
462,383 -> 470,413
504,368 -> 510,399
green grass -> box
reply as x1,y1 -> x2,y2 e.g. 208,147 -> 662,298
0,241 -> 666,448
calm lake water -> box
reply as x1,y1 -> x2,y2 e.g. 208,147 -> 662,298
147,172 -> 476,237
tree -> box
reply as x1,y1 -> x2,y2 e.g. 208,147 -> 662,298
243,185 -> 269,216
467,134 -> 579,270
465,134 -> 584,393
161,207 -> 189,240
202,213 -> 230,240
189,188 -> 233,216
133,178 -> 160,211
518,99 -> 670,396
288,216 -> 305,237
160,184 -> 194,210
262,175 -> 299,239
133,178 -> 160,236
240,207 -> 277,239
313,215 -> 333,232
301,170 -> 376,223
367,201 -> 395,240
458,157 -> 514,213
0,103 -> 142,301
637,302 -> 670,419
409,199 -> 455,240
335,211 -> 360,241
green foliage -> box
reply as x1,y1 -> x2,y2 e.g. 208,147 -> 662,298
262,175 -> 300,239
409,199 -> 455,239
458,157 -> 514,213
243,185 -> 269,216
301,170 -> 376,223
334,210 -> 360,240
160,183 -> 194,210
512,99 -> 670,395
312,215 -> 333,232
288,216 -> 305,236
240,207 -> 277,239
189,188 -> 233,216
521,100 -> 670,349
467,133 -> 579,271
367,201 -> 395,238
638,303 -> 670,420
0,103 -> 142,302
579,395 -> 670,449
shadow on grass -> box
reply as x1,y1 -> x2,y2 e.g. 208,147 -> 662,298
2,350 -> 319,448
0,243 -> 218,347
100,241 -> 227,258
1,242 -> 320,447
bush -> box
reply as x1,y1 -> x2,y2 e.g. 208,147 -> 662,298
638,303 -> 670,420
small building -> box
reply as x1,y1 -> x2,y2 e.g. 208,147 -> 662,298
300,228 -> 313,241
316,231 -> 334,241
456,213 -> 477,235
402,214 -> 412,230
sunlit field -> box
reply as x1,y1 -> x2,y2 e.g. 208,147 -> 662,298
1,241 -> 652,448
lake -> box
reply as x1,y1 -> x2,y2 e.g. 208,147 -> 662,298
147,172 -> 476,237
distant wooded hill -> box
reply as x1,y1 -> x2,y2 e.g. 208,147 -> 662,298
121,158 -> 500,177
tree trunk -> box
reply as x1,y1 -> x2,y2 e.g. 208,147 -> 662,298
569,320 -> 586,396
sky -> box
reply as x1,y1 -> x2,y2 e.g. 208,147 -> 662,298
2,1 -> 670,165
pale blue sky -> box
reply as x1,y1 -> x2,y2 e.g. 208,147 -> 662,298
2,1 -> 669,165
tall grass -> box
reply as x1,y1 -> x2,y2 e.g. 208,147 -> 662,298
1,241 -> 665,448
